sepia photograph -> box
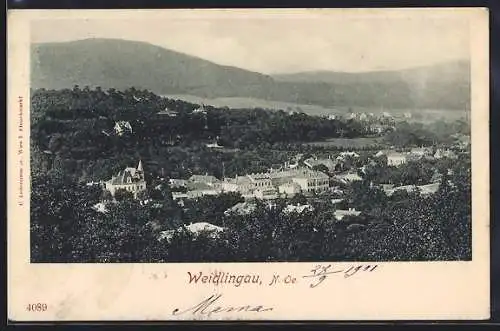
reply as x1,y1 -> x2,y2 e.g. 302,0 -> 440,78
7,8 -> 490,321
29,12 -> 473,263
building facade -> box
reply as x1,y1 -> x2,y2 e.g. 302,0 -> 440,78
387,153 -> 407,167
219,167 -> 329,199
288,169 -> 329,193
105,160 -> 147,198
114,121 -> 133,136
278,182 -> 302,196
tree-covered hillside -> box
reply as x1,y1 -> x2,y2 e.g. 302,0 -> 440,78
31,87 -> 367,182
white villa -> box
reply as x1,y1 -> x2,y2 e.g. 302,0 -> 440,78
192,104 -> 208,114
338,151 -> 360,159
224,202 -> 257,216
104,160 -> 146,198
283,203 -> 314,214
334,208 -> 361,221
159,222 -> 224,242
384,182 -> 440,197
269,168 -> 329,194
278,182 -> 302,196
358,113 -> 368,121
303,157 -> 337,173
222,173 -> 277,199
370,124 -> 387,134
114,121 -> 133,136
206,142 -> 224,149
189,174 -> 220,186
334,172 -> 363,183
169,178 -> 187,188
386,152 -> 407,167
410,147 -> 433,158
434,149 -> 458,159
254,188 -> 279,200
156,108 -> 178,117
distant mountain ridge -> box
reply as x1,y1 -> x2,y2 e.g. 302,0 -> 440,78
31,38 -> 470,110
272,60 -> 470,85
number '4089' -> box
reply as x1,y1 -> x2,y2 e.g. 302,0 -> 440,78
26,303 -> 47,312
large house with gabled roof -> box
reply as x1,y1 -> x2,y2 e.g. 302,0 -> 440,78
104,160 -> 147,198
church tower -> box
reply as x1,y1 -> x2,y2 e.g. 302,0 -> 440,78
136,159 -> 144,181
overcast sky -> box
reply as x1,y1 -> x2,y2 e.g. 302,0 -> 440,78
30,9 -> 471,74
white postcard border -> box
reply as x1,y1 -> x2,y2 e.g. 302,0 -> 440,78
7,8 -> 490,321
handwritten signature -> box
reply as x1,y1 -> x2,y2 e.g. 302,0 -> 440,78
172,294 -> 273,317
302,264 -> 379,288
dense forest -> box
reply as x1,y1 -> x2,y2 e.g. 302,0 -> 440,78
30,87 -> 472,262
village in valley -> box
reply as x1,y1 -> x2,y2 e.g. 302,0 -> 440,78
97,128 -> 467,229
55,91 -> 469,254
29,86 -> 472,263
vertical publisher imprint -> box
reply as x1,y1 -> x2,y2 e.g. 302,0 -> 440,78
18,96 -> 24,206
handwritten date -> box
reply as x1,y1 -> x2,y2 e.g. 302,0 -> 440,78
302,264 -> 379,288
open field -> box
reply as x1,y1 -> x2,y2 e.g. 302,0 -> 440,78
163,94 -> 339,116
163,94 -> 468,123
306,136 -> 387,149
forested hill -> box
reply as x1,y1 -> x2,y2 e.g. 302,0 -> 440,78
30,87 -> 367,183
273,61 -> 471,110
272,60 -> 470,85
32,38 -> 469,110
